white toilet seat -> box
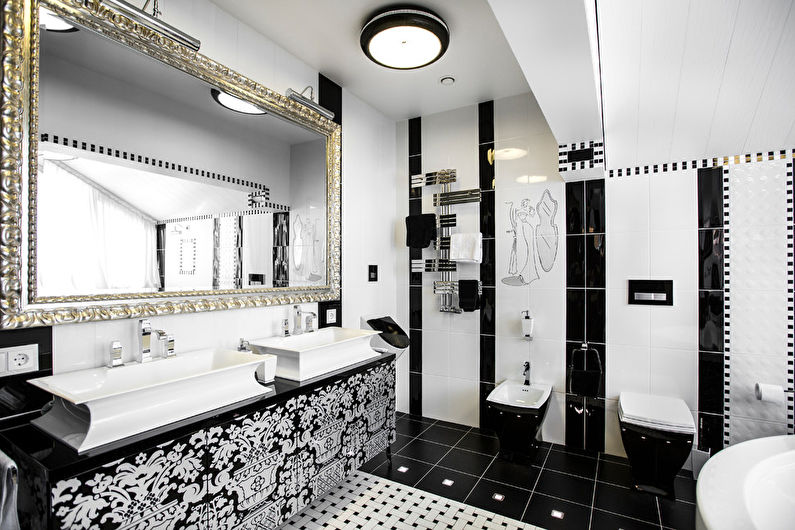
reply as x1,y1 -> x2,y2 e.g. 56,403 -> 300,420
618,392 -> 695,435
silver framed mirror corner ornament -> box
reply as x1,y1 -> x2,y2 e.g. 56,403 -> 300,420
0,0 -> 341,329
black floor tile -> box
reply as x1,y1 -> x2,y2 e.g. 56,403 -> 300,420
545,449 -> 598,479
369,455 -> 431,487
403,413 -> 435,424
468,426 -> 498,438
659,498 -> 696,530
395,417 -> 433,437
550,443 -> 599,459
438,448 -> 494,476
597,460 -> 634,488
433,419 -> 471,431
534,469 -> 595,506
418,424 -> 467,445
594,482 -> 659,524
415,466 -> 479,502
522,493 -> 591,530
483,457 -> 540,490
390,434 -> 414,452
600,452 -> 630,465
455,431 -> 500,455
397,438 -> 450,464
359,450 -> 388,472
464,478 -> 531,520
591,509 -> 660,530
674,475 -> 696,503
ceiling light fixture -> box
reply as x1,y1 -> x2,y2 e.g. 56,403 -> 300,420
39,7 -> 78,32
360,6 -> 449,69
439,75 -> 455,86
286,86 -> 336,121
210,89 -> 266,115
101,0 -> 200,51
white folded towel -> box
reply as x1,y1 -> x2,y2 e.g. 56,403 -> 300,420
0,449 -> 19,530
450,232 -> 482,263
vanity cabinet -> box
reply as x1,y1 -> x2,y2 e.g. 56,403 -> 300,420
24,359 -> 396,530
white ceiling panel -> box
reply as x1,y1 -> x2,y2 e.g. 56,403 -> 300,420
705,0 -> 792,157
668,0 -> 740,162
599,0 -> 642,169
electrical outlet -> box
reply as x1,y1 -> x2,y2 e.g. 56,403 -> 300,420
2,344 -> 38,375
326,308 -> 337,324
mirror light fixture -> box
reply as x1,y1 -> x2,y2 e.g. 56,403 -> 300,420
286,86 -> 335,121
211,88 -> 266,115
101,0 -> 200,51
360,6 -> 449,69
39,7 -> 77,32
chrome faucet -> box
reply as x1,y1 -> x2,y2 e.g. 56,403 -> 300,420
304,311 -> 317,332
293,305 -> 304,335
107,341 -> 124,368
137,319 -> 153,363
153,330 -> 175,359
523,361 -> 531,386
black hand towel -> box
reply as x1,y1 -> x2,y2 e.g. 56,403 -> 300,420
458,280 -> 480,312
405,214 -> 437,248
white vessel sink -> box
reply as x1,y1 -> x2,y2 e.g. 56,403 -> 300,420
29,348 -> 273,453
486,381 -> 552,409
251,327 -> 381,381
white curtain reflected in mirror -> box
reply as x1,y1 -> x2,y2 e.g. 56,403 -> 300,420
292,214 -> 304,271
37,160 -> 159,294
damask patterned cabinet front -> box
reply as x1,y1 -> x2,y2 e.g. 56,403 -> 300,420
23,358 -> 396,530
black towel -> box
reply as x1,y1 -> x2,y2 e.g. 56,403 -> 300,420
458,280 -> 480,312
405,214 -> 437,249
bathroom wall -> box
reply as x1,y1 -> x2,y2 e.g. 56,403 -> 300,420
43,1 -> 398,373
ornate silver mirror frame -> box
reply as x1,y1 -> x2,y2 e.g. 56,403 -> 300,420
0,0 -> 341,328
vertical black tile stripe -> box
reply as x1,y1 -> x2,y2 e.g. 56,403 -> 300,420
318,75 -> 342,327
696,166 -> 726,454
788,153 -> 795,435
408,117 -> 422,416
564,179 -> 606,451
478,101 -> 495,431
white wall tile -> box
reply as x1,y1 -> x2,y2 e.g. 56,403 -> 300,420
606,231 -> 650,289
448,378 -> 479,427
528,288 -> 565,341
540,391 -> 565,445
729,225 -> 789,291
729,353 -> 788,423
606,175 -> 650,233
730,289 -> 789,356
729,417 -> 787,446
606,344 -> 651,400
421,374 -> 449,421
421,105 -> 479,189
494,284 -> 530,338
728,160 -> 789,228
448,333 -> 480,382
650,230 -> 697,291
649,169 -> 697,231
495,336 -> 531,383
606,289 -> 650,347
422,331 -> 450,378
53,322 -> 96,373
530,339 -> 565,391
604,399 -> 626,458
650,348 -> 697,410
649,291 -> 697,351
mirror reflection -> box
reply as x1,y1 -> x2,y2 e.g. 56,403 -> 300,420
36,16 -> 327,299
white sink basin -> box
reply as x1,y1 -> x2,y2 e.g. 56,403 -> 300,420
486,380 -> 552,409
251,327 -> 381,381
29,348 -> 273,453
697,434 -> 795,530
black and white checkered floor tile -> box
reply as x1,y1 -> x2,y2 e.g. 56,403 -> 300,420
281,471 -> 539,530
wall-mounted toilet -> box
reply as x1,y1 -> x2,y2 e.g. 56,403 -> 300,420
618,392 -> 695,499
486,381 -> 552,461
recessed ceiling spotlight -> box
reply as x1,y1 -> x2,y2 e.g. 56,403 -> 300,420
439,75 -> 455,86
360,6 -> 450,69
39,7 -> 78,32
210,88 -> 266,115
516,175 -> 547,184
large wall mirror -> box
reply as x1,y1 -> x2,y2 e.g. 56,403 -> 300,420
0,0 -> 341,328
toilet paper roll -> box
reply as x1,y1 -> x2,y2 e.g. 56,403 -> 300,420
754,383 -> 785,405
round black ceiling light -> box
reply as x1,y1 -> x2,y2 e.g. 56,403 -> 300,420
360,6 -> 450,70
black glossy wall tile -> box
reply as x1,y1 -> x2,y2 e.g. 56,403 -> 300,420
410,286 -> 422,329
566,290 -> 585,342
586,179 -> 605,233
586,234 -> 606,288
565,395 -> 585,449
408,117 -> 421,156
480,191 -> 495,238
479,143 -> 495,191
318,74 -> 342,126
698,291 -> 724,352
410,372 -> 422,416
480,335 -> 495,383
478,101 -> 494,144
698,351 -> 723,414
698,167 -> 724,229
699,229 -> 724,290
479,382 -> 496,431
565,181 -> 584,235
480,287 -> 495,335
586,289 -> 606,343
410,329 -> 422,373
409,155 -> 422,199
409,197 -> 422,216
480,238 -> 495,287
585,397 -> 605,452
567,343 -> 605,398
566,236 -> 585,287
697,412 -> 723,455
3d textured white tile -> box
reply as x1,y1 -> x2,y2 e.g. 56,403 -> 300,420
728,160 -> 789,228
729,289 -> 789,356
729,416 -> 787,446
729,353 -> 788,423
728,225 -> 788,291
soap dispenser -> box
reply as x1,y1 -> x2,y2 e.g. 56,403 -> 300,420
521,311 -> 535,341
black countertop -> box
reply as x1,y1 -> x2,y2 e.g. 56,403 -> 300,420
0,352 -> 395,480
